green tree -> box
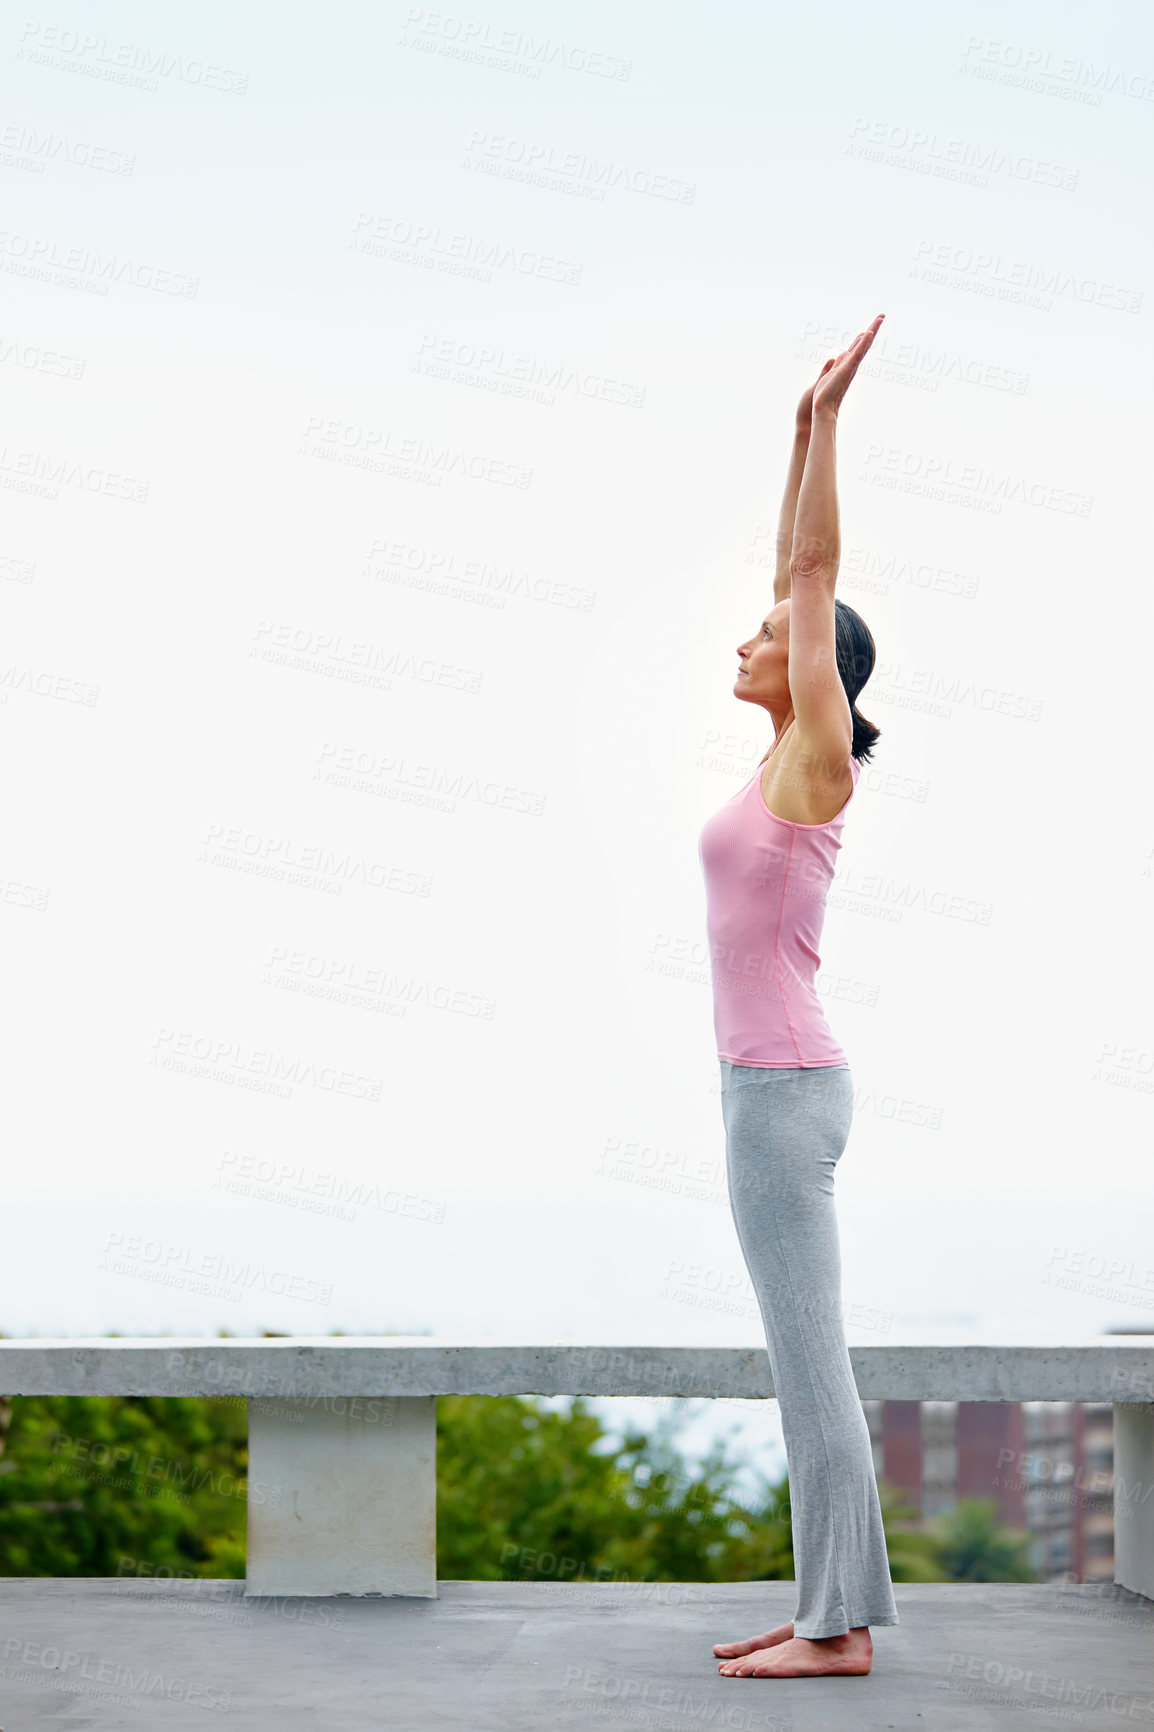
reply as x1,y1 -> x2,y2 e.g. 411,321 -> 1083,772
924,1496 -> 1037,1582
436,1393 -> 783,1583
873,1478 -> 949,1582
0,1393 -> 247,1579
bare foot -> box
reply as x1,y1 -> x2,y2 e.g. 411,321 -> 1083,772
713,1621 -> 794,1659
718,1626 -> 873,1677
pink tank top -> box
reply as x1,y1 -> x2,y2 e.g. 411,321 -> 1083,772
697,754 -> 860,1067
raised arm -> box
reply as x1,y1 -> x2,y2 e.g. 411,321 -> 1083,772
792,316 -> 883,577
787,315 -> 884,760
772,357 -> 837,606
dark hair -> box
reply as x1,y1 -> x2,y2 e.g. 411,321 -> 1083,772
833,599 -> 881,764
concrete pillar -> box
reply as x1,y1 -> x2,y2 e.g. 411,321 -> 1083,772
1113,1403 -> 1154,1600
245,1395 -> 437,1598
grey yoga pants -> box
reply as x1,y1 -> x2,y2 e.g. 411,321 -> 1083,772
720,1059 -> 899,1639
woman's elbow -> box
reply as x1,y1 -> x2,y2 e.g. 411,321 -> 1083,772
788,555 -> 838,586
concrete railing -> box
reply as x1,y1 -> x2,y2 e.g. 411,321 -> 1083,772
2,1336 -> 1151,1602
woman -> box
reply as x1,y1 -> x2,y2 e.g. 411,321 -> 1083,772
698,314 -> 898,1680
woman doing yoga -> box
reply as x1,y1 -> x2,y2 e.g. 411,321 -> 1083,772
698,314 -> 898,1680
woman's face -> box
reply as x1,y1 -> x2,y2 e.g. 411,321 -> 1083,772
734,601 -> 790,710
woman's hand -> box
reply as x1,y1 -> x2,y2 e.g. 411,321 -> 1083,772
796,357 -> 837,433
811,314 -> 885,419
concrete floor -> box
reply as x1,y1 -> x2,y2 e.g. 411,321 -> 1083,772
0,1578 -> 1151,1730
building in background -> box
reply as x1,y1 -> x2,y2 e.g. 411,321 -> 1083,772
861,1397 -> 1115,1581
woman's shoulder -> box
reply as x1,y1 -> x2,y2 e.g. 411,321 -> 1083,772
760,732 -> 857,826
